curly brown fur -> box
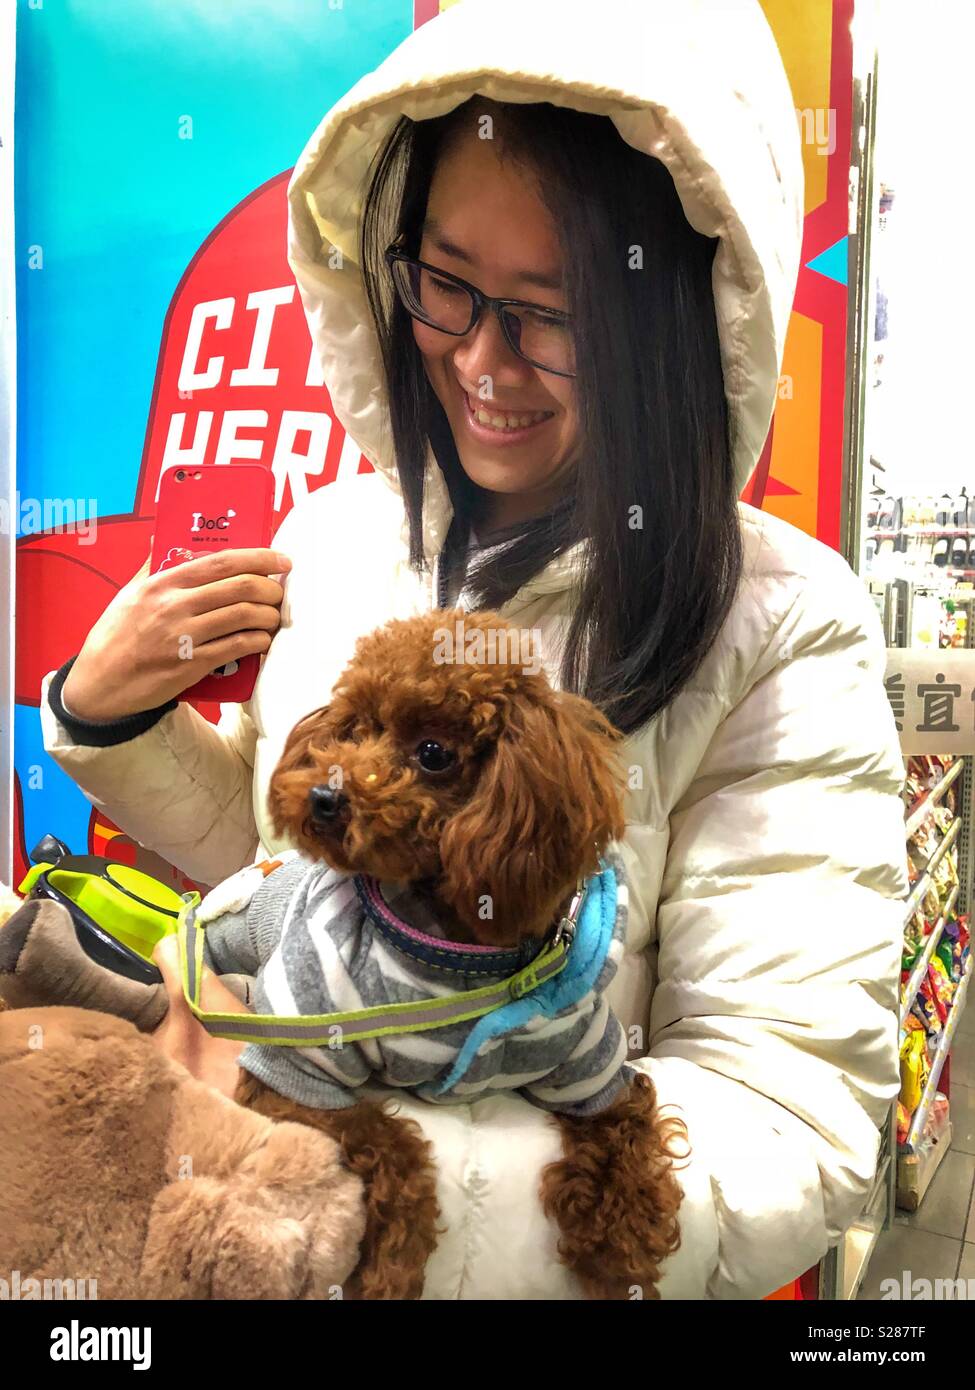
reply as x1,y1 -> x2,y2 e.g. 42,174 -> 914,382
267,608 -> 627,943
235,1071 -> 441,1300
540,1072 -> 688,1299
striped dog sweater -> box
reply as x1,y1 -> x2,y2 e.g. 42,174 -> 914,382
193,846 -> 634,1115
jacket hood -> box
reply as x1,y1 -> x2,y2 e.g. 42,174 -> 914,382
286,0 -> 804,577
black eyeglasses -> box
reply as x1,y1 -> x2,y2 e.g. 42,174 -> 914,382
384,236 -> 576,378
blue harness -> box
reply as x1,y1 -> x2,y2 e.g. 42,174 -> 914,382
437,858 -> 618,1092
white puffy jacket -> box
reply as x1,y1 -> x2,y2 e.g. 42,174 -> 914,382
40,0 -> 910,1298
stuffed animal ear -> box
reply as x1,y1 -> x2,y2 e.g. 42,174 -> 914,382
141,1111 -> 366,1299
439,688 -> 627,944
0,898 -> 168,1029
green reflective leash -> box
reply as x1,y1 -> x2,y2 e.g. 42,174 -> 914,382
176,883 -> 586,1048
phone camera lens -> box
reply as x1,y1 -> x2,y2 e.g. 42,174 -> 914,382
175,469 -> 185,482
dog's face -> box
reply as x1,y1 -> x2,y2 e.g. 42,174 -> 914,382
267,610 -> 506,883
267,609 -> 626,945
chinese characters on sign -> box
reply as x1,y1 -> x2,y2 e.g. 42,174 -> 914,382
885,650 -> 975,752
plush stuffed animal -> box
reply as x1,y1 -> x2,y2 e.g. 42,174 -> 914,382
0,882 -> 24,936
0,897 -> 365,1297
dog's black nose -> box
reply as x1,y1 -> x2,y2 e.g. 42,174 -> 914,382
308,784 -> 348,821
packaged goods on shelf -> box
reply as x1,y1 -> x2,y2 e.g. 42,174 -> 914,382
898,912 -> 970,1146
897,1087 -> 950,1152
940,599 -> 967,649
899,1027 -> 930,1112
948,917 -> 971,982
904,757 -> 959,823
905,757 -> 957,784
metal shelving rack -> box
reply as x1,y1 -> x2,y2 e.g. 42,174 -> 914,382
893,601 -> 973,1215
818,739 -> 970,1299
828,578 -> 974,1296
954,609 -> 975,909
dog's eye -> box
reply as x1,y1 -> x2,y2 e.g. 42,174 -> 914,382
413,739 -> 457,775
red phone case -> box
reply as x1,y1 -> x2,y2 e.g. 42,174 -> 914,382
150,464 -> 276,702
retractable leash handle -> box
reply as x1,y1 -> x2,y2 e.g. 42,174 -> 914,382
176,878 -> 588,1048
17,836 -> 188,985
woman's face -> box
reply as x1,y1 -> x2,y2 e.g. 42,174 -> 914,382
413,133 -> 579,531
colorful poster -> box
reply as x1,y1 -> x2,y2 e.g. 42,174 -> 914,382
756,0 -> 856,546
13,0 -> 415,892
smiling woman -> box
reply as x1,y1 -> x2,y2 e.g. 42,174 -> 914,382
360,94 -> 737,738
37,0 -> 909,1304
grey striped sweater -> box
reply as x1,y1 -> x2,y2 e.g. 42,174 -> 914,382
194,847 -> 634,1116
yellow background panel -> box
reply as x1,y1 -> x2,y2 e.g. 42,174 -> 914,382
769,311 -> 823,535
761,0 -> 833,213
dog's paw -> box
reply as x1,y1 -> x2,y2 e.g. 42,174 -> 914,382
541,1073 -> 686,1300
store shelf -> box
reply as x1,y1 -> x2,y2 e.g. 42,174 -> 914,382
902,955 -> 973,1155
824,1137 -> 894,1299
904,758 -> 965,836
896,1123 -> 953,1213
870,529 -> 975,539
900,882 -> 960,1026
842,1214 -> 884,1301
902,816 -> 961,923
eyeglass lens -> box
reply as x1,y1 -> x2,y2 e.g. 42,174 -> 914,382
392,259 -> 574,375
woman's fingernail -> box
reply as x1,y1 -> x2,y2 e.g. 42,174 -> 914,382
275,554 -> 292,570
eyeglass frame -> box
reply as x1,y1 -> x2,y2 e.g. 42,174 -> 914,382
383,235 -> 577,379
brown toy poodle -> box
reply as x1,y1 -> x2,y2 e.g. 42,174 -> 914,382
231,606 -> 687,1299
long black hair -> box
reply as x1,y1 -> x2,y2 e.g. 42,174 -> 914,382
359,96 -> 742,738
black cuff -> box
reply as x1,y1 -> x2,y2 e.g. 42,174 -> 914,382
47,655 -> 179,748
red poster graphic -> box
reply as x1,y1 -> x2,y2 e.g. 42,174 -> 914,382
15,171 -> 374,894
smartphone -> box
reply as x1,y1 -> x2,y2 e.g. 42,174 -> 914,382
150,463 -> 277,702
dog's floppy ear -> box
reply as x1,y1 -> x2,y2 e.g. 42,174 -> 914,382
439,689 -> 628,944
277,703 -> 332,764
267,704 -> 332,837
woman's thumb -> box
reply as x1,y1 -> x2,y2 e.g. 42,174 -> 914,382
152,929 -> 252,1018
152,932 -> 182,995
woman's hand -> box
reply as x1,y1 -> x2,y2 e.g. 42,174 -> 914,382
150,934 -> 253,1100
61,547 -> 292,721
